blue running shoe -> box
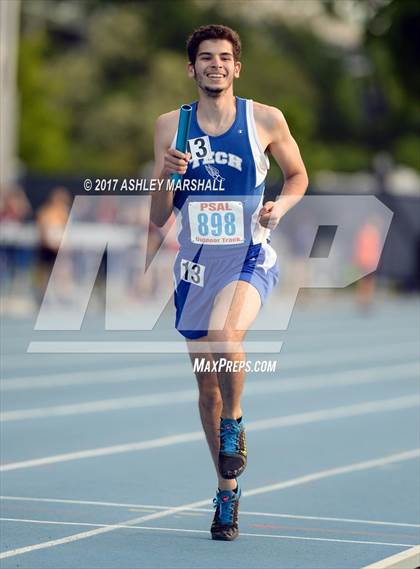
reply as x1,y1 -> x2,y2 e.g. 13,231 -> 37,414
211,481 -> 241,541
218,418 -> 247,479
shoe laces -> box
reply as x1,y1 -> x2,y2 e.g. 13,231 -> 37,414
220,423 -> 240,453
213,493 -> 235,525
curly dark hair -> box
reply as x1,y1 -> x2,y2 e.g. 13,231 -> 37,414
186,24 -> 241,64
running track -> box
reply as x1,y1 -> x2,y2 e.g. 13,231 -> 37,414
1,294 -> 419,568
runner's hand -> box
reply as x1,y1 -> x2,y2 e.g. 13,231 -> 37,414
258,201 -> 282,230
163,149 -> 191,177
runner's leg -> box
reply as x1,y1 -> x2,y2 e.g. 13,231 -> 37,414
187,341 -> 236,491
208,280 -> 261,419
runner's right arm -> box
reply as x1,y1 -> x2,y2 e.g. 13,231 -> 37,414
150,112 -> 191,227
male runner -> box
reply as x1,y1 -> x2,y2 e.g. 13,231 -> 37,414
151,24 -> 308,541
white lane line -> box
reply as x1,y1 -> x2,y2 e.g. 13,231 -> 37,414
1,395 -> 418,472
0,448 -> 418,559
362,544 -> 420,568
0,431 -> 204,472
1,517 -> 102,528
237,512 -> 420,529
23,322 -> 420,355
26,341 -> 284,353
2,327 -> 418,373
0,389 -> 199,422
0,355 -> 179,372
2,361 -> 418,422
25,323 -> 420,354
1,342 -> 418,391
0,518 -> 414,548
1,496 -> 419,528
0,495 -> 213,560
0,362 -> 190,391
25,316 -> 418,353
248,395 -> 419,434
242,450 -> 420,499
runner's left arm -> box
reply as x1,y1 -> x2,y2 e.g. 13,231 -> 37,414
258,108 -> 308,230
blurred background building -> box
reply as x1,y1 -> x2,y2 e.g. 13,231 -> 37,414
1,0 -> 419,316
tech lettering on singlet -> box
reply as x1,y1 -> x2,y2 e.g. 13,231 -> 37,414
172,97 -> 278,297
173,97 -> 273,251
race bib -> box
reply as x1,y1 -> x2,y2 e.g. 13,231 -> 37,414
180,259 -> 205,287
188,201 -> 244,245
188,136 -> 212,161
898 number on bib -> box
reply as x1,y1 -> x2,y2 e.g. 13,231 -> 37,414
188,201 -> 244,245
197,212 -> 236,237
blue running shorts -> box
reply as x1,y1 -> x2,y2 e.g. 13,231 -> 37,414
174,243 -> 279,339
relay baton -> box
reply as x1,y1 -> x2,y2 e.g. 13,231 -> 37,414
171,104 -> 192,183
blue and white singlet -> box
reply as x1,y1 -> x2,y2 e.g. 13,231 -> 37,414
171,96 -> 279,339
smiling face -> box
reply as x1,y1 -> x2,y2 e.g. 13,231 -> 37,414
188,39 -> 241,97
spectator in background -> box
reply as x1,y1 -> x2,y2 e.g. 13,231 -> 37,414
96,195 -> 119,224
120,196 -> 162,300
0,184 -> 32,222
0,185 -> 33,303
285,212 -> 314,298
36,187 -> 71,300
353,218 -> 381,311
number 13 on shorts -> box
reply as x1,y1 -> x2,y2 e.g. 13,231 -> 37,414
181,259 -> 205,287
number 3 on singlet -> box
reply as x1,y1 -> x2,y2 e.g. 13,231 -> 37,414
188,136 -> 211,161
188,201 -> 245,245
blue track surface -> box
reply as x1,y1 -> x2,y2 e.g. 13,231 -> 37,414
0,295 -> 419,568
